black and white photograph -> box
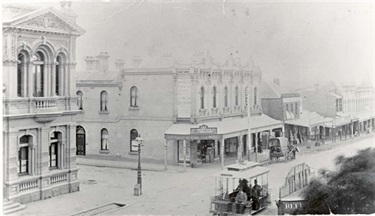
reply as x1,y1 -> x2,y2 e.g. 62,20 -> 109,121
1,0 -> 374,215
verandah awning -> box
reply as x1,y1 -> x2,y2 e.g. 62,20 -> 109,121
164,114 -> 283,138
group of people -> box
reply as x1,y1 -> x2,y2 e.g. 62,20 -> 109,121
234,179 -> 263,213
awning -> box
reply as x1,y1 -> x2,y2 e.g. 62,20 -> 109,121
285,110 -> 333,128
164,114 -> 283,137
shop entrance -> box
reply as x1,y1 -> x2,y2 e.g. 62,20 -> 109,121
197,140 -> 215,163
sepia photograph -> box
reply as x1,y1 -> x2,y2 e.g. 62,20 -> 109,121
1,0 -> 374,215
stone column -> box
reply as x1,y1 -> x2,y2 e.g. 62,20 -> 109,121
43,64 -> 49,97
40,127 -> 50,173
27,63 -> 33,97
51,62 -> 56,96
221,137 -> 225,170
214,139 -> 218,159
237,135 -> 243,162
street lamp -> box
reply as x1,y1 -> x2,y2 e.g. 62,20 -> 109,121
134,134 -> 143,196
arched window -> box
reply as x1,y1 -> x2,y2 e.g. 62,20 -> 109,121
34,51 -> 45,97
18,135 -> 31,175
130,86 -> 138,107
17,53 -> 26,97
76,126 -> 86,156
130,129 -> 139,152
49,132 -> 61,169
77,91 -> 83,110
200,87 -> 205,109
56,55 -> 63,96
100,91 -> 108,111
235,86 -> 239,106
213,86 -> 217,108
254,87 -> 257,105
101,128 -> 109,150
224,87 -> 228,107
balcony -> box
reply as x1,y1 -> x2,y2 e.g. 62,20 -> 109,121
3,96 -> 80,117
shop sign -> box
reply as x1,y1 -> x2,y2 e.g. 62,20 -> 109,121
190,125 -> 217,134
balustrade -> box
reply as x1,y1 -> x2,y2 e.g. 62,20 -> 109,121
50,173 -> 67,185
19,180 -> 38,192
33,98 -> 57,109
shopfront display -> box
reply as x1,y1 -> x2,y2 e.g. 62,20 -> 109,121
177,140 -> 191,163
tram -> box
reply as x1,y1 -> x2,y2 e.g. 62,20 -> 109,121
209,161 -> 271,215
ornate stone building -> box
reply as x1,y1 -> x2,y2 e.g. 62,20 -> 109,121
2,3 -> 85,204
76,52 -> 283,168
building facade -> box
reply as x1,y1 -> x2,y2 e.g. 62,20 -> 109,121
2,3 -> 85,203
76,52 -> 283,168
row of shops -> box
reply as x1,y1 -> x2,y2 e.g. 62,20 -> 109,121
164,111 -> 375,169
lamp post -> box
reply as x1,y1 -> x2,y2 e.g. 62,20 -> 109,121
134,134 -> 143,196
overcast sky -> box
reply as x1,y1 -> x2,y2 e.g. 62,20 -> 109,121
4,0 -> 374,90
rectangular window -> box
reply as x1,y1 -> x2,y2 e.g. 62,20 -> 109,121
49,143 -> 58,169
178,140 -> 191,163
18,147 -> 28,175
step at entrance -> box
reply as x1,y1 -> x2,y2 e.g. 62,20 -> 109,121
3,199 -> 26,215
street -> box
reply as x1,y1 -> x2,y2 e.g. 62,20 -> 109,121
17,136 -> 374,216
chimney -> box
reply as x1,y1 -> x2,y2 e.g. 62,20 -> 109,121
132,56 -> 142,67
97,52 -> 110,72
115,59 -> 125,71
84,56 -> 99,71
273,78 -> 280,86
60,0 -> 78,22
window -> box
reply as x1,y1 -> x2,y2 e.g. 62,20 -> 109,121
77,91 -> 83,110
101,129 -> 109,150
291,103 -> 294,113
34,51 -> 45,97
200,87 -> 205,109
295,103 -> 298,114
213,87 -> 217,108
130,86 -> 138,107
235,86 -> 239,106
17,53 -> 26,97
100,91 -> 108,111
224,87 -> 228,107
130,129 -> 139,152
56,55 -> 62,96
254,87 -> 257,105
286,104 -> 289,111
49,132 -> 60,169
18,135 -> 31,175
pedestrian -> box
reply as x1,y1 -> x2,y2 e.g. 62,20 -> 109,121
251,179 -> 262,210
235,186 -> 247,213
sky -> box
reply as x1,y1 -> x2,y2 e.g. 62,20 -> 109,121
3,0 -> 374,90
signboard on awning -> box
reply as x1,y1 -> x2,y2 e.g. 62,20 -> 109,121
190,124 -> 217,134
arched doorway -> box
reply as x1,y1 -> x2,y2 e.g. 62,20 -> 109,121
76,126 -> 86,155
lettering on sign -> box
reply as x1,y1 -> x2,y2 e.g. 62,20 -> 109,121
190,124 -> 218,134
177,78 -> 192,118
284,202 -> 304,210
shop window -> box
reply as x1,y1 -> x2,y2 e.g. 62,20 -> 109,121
130,86 -> 138,107
200,87 -> 205,109
101,129 -> 109,150
130,129 -> 139,152
235,86 -> 239,106
18,135 -> 31,175
77,91 -> 83,110
178,140 -> 191,163
100,91 -> 108,111
224,87 -> 228,107
213,86 -> 217,108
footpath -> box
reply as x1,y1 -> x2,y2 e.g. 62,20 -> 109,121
77,132 -> 375,172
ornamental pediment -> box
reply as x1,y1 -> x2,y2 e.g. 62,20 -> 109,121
4,7 -> 85,35
19,12 -> 72,32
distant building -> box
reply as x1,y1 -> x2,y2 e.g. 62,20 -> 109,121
75,52 -> 283,167
2,3 -> 85,204
300,83 -> 375,140
260,79 -> 333,144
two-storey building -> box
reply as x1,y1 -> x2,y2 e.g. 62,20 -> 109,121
2,3 -> 85,204
75,52 -> 283,168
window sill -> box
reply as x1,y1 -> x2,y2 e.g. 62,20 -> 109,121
99,150 -> 110,154
128,151 -> 139,155
129,106 -> 140,111
99,110 -> 109,114
49,167 -> 58,170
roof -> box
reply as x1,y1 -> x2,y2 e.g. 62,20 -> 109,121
260,79 -> 297,99
285,110 -> 334,127
164,114 -> 283,136
220,166 -> 270,179
3,4 -> 86,36
279,187 -> 306,202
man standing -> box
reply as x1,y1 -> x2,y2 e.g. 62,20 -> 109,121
252,179 -> 262,210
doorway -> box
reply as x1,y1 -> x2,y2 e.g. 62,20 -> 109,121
76,126 -> 86,155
